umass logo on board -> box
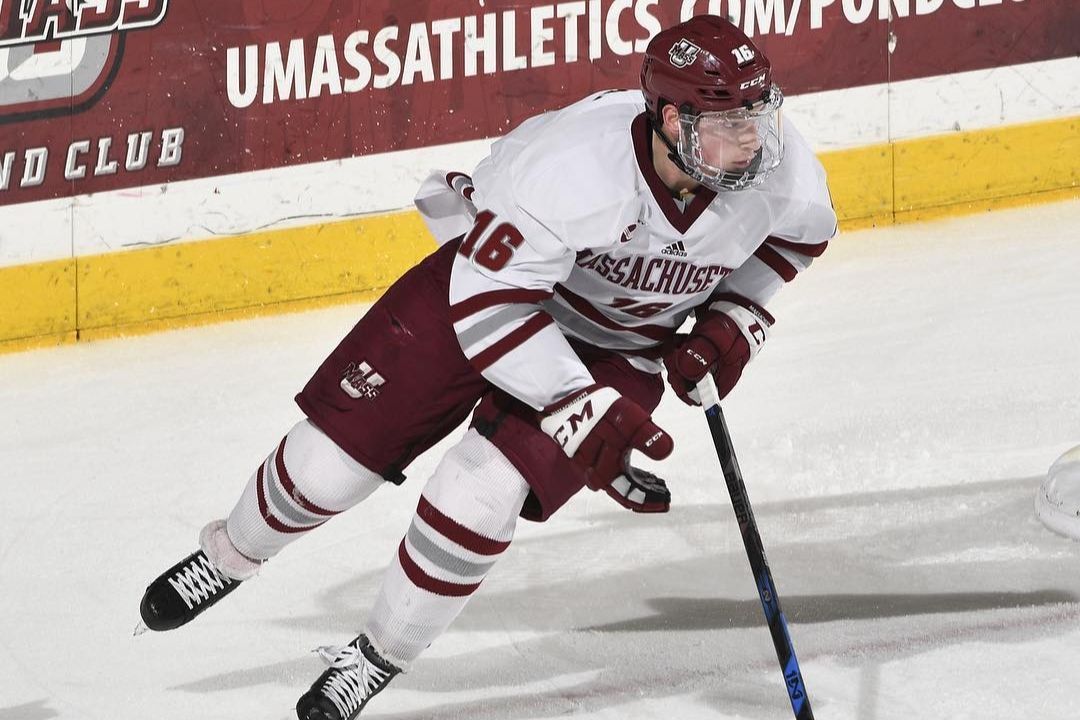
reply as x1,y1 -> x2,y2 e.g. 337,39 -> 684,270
0,0 -> 170,122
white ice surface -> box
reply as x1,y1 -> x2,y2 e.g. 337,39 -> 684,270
2,200 -> 1080,720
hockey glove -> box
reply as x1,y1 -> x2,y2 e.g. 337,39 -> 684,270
540,385 -> 674,506
607,466 -> 672,513
665,297 -> 773,406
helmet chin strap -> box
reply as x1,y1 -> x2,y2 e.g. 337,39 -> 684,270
718,147 -> 764,190
647,114 -> 695,184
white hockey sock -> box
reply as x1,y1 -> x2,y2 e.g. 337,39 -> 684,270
364,429 -> 529,669
225,419 -> 385,561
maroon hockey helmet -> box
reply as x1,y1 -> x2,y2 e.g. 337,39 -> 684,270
641,15 -> 773,119
640,15 -> 784,191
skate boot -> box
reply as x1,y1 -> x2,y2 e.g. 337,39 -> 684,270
139,520 -> 260,631
296,634 -> 401,720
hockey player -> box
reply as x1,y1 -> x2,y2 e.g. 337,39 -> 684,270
138,15 -> 836,720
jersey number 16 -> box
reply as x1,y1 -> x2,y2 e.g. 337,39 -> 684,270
458,210 -> 523,271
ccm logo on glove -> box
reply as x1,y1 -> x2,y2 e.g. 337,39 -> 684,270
540,385 -> 673,491
549,396 -> 596,448
665,297 -> 774,406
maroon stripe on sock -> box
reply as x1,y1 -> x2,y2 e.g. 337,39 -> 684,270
416,496 -> 511,556
397,540 -> 481,597
275,437 -> 337,517
256,462 -> 325,534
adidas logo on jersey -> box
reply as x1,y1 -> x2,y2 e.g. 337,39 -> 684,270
661,241 -> 688,257
340,361 -> 386,399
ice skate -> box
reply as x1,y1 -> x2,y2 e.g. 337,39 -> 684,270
295,634 -> 401,720
138,520 -> 260,632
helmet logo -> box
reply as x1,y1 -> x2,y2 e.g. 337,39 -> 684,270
732,44 -> 756,66
740,72 -> 767,90
668,39 -> 701,69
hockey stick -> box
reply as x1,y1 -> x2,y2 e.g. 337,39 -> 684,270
697,375 -> 814,720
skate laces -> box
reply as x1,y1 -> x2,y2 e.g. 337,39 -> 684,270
314,642 -> 393,718
166,554 -> 232,610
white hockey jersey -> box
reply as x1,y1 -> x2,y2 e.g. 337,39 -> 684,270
413,90 -> 837,411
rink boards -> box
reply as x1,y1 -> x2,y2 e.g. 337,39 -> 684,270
0,0 -> 1078,351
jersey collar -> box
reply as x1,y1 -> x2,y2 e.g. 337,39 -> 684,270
631,112 -> 717,235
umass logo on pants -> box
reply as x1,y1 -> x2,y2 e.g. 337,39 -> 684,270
340,361 -> 386,399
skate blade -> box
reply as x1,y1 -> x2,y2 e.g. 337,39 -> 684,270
133,620 -> 150,637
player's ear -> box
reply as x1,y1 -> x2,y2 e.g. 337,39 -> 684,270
661,103 -> 681,136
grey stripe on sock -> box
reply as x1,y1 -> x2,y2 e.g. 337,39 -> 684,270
406,522 -> 497,579
264,457 -> 324,528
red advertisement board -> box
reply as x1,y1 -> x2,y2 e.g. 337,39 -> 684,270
0,0 -> 1076,207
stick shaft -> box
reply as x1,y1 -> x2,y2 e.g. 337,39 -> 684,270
698,378 -> 814,720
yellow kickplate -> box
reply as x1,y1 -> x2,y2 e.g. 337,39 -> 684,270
819,144 -> 894,226
77,212 -> 436,331
76,285 -> 388,344
895,116 -> 1080,212
0,258 -> 77,346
